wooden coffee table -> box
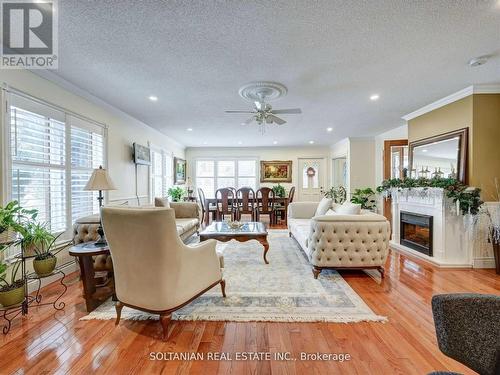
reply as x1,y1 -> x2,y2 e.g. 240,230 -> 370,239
199,222 -> 270,264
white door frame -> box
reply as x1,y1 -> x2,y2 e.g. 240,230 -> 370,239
297,157 -> 327,201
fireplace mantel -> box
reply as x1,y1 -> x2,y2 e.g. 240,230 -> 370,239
390,188 -> 473,267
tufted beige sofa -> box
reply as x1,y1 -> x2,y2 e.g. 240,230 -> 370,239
288,202 -> 390,278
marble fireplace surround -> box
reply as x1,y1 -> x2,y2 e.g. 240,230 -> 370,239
390,188 -> 475,268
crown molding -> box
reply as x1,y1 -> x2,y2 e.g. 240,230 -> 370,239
402,84 -> 500,121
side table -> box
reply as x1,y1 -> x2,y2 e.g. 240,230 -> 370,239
69,242 -> 115,312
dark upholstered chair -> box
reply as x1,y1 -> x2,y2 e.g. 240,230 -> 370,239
256,187 -> 275,224
429,293 -> 500,375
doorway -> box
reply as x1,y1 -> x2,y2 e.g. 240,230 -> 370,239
298,158 -> 326,201
383,140 -> 408,224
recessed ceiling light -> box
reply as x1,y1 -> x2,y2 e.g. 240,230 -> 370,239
187,128 -> 193,131
309,140 -> 314,144
148,95 -> 158,102
422,149 -> 428,153
273,140 -> 278,145
238,141 -> 243,145
468,56 -> 488,67
202,141 -> 208,145
370,94 -> 380,101
326,127 -> 333,132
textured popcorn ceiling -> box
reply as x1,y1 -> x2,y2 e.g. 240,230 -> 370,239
51,0 -> 500,147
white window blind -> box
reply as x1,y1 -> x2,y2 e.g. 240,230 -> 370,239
151,147 -> 174,200
70,116 -> 104,222
7,92 -> 106,236
10,101 -> 67,232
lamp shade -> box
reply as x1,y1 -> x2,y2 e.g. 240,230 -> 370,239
84,166 -> 116,191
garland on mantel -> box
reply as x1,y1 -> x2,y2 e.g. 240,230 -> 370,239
376,177 -> 483,216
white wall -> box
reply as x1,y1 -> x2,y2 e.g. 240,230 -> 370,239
185,146 -> 331,200
349,138 -> 376,191
0,70 -> 185,206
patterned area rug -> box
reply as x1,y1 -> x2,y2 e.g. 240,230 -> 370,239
80,230 -> 387,323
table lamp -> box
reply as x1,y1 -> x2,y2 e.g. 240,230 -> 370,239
84,165 -> 116,246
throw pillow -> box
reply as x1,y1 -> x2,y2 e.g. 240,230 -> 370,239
315,197 -> 333,216
154,197 -> 170,208
337,202 -> 361,215
325,209 -> 337,216
331,202 -> 341,212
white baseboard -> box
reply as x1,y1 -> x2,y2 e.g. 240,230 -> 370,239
27,261 -> 78,294
390,241 -> 472,268
472,257 -> 496,269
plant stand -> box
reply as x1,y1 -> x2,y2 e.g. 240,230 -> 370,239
0,254 -> 67,334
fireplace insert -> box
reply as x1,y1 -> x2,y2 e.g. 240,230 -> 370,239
400,211 -> 433,256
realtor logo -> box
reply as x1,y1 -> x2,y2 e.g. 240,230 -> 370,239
1,0 -> 58,69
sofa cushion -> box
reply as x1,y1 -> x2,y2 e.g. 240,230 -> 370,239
154,197 -> 170,208
315,197 -> 333,216
175,218 -> 199,234
336,202 -> 361,215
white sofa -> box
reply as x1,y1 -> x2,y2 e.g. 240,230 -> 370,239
288,201 -> 391,278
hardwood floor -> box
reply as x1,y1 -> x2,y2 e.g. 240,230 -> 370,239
1,232 -> 498,374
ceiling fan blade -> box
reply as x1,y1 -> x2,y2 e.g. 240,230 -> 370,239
268,114 -> 286,125
225,110 -> 256,113
271,108 -> 302,114
242,116 -> 255,125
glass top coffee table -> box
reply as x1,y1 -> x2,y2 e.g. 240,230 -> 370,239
199,222 -> 270,264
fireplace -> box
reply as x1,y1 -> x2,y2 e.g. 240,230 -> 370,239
400,211 -> 433,256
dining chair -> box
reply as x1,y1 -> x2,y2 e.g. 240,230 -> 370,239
235,187 -> 256,221
215,187 -> 236,221
274,186 -> 295,224
256,187 -> 275,224
197,188 -> 216,225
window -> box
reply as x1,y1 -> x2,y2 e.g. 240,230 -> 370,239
195,159 -> 257,197
150,147 -> 174,199
7,92 -> 106,235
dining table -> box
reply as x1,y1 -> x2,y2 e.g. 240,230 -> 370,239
202,197 -> 290,226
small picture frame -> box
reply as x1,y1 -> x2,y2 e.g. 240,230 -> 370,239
260,160 -> 292,183
174,157 -> 187,185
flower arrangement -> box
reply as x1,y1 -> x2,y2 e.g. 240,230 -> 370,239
376,177 -> 483,216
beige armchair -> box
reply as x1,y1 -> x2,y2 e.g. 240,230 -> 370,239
101,206 -> 225,340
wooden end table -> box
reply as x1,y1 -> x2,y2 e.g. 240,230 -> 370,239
199,221 -> 270,264
69,242 -> 115,312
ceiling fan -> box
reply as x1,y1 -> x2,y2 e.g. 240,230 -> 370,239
225,81 -> 302,130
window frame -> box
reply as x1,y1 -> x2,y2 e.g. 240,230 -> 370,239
194,157 -> 259,197
150,145 -> 174,200
2,89 -> 108,239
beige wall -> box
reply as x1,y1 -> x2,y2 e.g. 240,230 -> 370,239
0,70 -> 185,206
407,94 -> 500,200
472,94 -> 500,199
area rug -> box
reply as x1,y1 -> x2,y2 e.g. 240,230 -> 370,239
80,230 -> 387,323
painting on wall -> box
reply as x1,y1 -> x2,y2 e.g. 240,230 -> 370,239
174,157 -> 187,185
260,160 -> 293,183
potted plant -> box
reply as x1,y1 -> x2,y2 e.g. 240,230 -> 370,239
486,178 -> 500,274
272,184 -> 286,198
31,232 -> 67,277
167,186 -> 185,202
0,255 -> 25,307
0,201 -> 37,244
324,186 -> 347,203
351,188 -> 377,211
21,222 -> 55,258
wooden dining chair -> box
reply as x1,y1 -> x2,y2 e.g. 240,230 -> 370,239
215,188 -> 236,221
274,186 -> 295,224
235,187 -> 256,221
256,187 -> 275,224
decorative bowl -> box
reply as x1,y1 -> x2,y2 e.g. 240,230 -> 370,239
227,221 -> 244,230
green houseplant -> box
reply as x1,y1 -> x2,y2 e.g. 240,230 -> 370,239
351,188 -> 376,210
167,186 -> 185,202
21,222 -> 55,257
0,201 -> 37,244
0,252 -> 25,307
272,184 -> 286,198
324,186 -> 347,203
30,231 -> 67,277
